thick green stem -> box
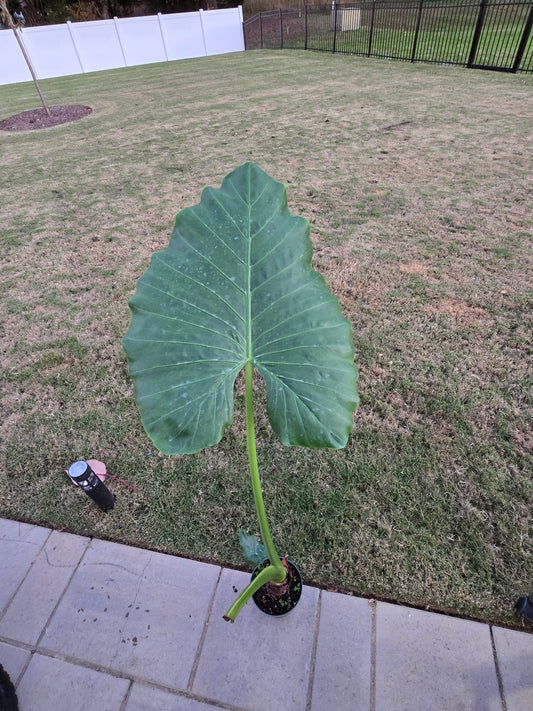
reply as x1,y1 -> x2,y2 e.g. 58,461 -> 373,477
223,360 -> 286,622
244,360 -> 284,569
222,563 -> 282,622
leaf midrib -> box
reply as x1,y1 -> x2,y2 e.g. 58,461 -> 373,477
246,165 -> 253,361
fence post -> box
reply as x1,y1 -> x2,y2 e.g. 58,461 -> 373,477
332,1 -> 338,54
113,16 -> 128,67
198,9 -> 209,56
411,0 -> 424,63
259,11 -> 263,49
368,0 -> 376,57
467,0 -> 488,68
304,5 -> 308,50
511,3 -> 533,73
66,21 -> 85,73
157,13 -> 169,61
280,7 -> 283,49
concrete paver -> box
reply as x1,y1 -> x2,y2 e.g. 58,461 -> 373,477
0,641 -> 30,685
40,538 -> 220,689
192,567 -> 319,711
0,529 -> 89,644
493,626 -> 533,711
1,519 -> 532,711
310,591 -> 372,711
125,683 -> 227,710
375,602 -> 502,711
15,653 -> 130,711
0,519 -> 50,612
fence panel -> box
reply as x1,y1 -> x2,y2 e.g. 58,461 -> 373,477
158,13 -> 206,60
68,20 -> 127,73
243,13 -> 261,49
513,3 -> 533,69
306,5 -> 334,51
243,0 -> 533,72
278,8 -> 307,48
469,0 -> 533,69
114,15 -> 167,67
0,26 -> 31,84
202,7 -> 245,55
252,9 -> 286,48
414,0 -> 479,66
366,1 -> 419,59
16,23 -> 83,80
0,8 -> 244,87
519,31 -> 533,68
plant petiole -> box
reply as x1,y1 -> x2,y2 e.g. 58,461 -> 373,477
223,360 -> 286,621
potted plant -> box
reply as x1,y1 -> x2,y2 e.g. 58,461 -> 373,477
123,162 -> 358,622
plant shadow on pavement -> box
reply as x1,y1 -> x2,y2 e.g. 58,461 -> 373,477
0,50 -> 531,628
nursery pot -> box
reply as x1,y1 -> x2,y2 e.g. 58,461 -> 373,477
251,559 -> 302,617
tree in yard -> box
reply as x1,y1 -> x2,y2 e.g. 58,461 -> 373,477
0,0 -> 51,115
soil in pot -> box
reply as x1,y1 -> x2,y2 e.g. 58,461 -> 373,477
251,557 -> 302,616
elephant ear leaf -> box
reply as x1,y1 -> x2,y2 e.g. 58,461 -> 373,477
123,162 -> 358,455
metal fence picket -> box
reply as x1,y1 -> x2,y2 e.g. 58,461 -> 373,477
243,0 -> 533,72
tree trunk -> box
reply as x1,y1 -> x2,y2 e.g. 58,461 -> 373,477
0,0 -> 51,115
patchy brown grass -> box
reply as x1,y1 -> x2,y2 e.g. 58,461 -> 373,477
0,51 -> 532,627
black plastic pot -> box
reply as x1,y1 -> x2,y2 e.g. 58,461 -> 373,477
251,559 -> 302,617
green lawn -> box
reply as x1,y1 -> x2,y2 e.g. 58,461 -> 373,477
254,3 -> 533,71
0,50 -> 532,627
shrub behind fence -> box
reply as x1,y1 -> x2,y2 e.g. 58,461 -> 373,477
244,0 -> 533,72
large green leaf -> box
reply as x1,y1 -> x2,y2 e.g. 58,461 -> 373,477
123,163 -> 358,454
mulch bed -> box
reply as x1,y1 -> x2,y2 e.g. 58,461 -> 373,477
0,105 -> 92,131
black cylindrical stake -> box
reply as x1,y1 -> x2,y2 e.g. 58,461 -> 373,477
68,460 -> 115,512
515,596 -> 533,622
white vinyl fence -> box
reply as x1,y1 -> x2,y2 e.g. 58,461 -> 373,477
0,7 -> 244,86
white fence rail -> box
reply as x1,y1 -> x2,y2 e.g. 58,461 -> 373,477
0,7 -> 244,86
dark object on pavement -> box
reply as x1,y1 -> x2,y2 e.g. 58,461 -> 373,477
0,663 -> 19,711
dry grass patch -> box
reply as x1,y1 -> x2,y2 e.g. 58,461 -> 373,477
0,51 -> 532,627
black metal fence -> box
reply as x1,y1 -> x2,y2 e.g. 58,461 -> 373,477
243,0 -> 533,72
